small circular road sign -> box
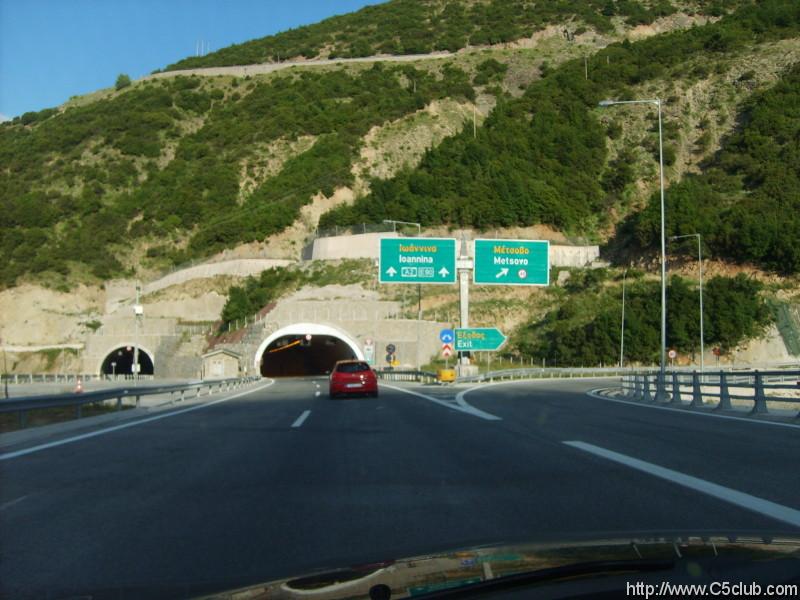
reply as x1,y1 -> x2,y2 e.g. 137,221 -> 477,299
668,349 -> 677,359
439,328 -> 455,343
518,269 -> 527,279
386,344 -> 396,354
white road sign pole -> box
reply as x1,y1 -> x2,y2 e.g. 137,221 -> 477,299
457,236 -> 473,372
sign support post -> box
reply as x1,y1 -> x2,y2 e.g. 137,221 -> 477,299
457,236 -> 473,374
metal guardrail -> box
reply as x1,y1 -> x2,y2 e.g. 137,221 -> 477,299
457,366 -> 642,384
0,373 -> 155,384
619,370 -> 800,417
454,364 -> 800,384
375,370 -> 438,384
0,376 -> 262,429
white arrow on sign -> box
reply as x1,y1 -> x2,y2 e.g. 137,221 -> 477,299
438,267 -> 450,277
496,267 -> 509,279
386,267 -> 397,277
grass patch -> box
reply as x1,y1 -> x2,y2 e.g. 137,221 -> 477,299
0,401 -> 134,433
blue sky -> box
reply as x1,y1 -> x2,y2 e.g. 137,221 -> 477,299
0,0 -> 384,120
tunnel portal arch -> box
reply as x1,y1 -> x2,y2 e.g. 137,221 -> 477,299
99,344 -> 155,376
255,323 -> 365,377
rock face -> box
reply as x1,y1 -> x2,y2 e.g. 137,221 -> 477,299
0,284 -> 104,347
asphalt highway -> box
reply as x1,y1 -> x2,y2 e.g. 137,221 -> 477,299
1,377 -> 798,598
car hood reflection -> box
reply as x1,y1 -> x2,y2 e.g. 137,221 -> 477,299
196,530 -> 800,599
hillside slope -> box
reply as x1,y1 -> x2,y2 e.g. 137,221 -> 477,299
1,0 -> 799,293
164,0 -> 737,70
320,0 -> 800,274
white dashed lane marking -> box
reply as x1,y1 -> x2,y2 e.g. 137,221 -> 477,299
291,410 -> 311,428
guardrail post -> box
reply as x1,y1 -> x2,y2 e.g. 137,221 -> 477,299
75,404 -> 82,419
642,375 -> 653,402
655,371 -> 667,403
116,396 -> 123,411
135,395 -> 141,408
18,410 -> 27,429
715,371 -> 732,411
670,372 -> 682,404
633,375 -> 642,400
751,371 -> 768,415
690,371 -> 703,407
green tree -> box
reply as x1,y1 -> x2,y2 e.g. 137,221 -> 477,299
115,74 -> 132,90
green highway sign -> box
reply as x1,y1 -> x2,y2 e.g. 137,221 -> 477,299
454,328 -> 507,352
379,238 -> 457,284
473,239 -> 549,286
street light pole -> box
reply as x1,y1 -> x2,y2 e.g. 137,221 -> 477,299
698,235 -> 704,374
671,233 -> 704,373
657,100 -> 666,398
133,283 -> 142,382
1,338 -> 8,399
620,269 -> 627,369
599,98 -> 667,399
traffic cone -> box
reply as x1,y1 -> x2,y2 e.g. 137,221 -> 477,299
74,379 -> 84,394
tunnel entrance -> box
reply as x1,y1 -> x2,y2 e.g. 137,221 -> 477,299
100,346 -> 154,376
261,335 -> 356,377
256,323 -> 364,378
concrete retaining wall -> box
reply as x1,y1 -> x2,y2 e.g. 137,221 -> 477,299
142,293 -> 227,321
311,232 -> 599,267
267,299 -> 403,323
550,245 -> 600,267
311,232 -> 398,260
143,259 -> 293,295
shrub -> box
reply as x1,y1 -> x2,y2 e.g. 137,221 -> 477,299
115,74 -> 132,90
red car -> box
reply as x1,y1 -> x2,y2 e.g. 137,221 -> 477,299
329,360 -> 378,398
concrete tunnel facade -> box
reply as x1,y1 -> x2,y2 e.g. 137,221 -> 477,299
254,323 -> 366,377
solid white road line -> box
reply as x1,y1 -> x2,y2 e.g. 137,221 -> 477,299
383,384 -> 501,421
454,378 -> 614,417
292,410 -> 311,428
564,440 -> 800,529
588,388 -> 800,430
0,495 -> 29,511
0,380 -> 275,461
